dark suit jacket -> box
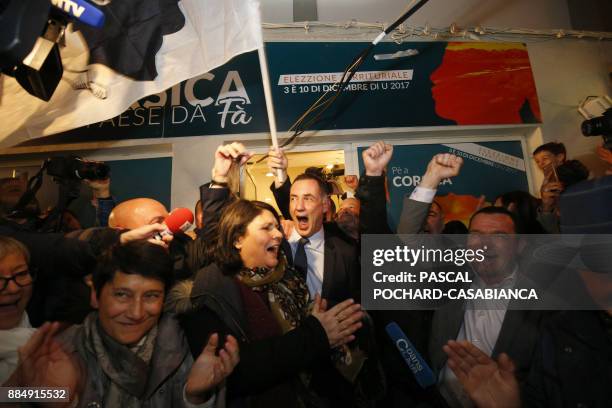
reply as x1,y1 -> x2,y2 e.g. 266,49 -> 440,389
522,311 -> 612,408
397,194 -> 431,234
273,179 -> 361,305
355,174 -> 432,236
282,222 -> 360,306
392,187 -> 544,382
272,180 -> 384,405
428,299 -> 544,382
355,176 -> 439,405
270,179 -> 291,220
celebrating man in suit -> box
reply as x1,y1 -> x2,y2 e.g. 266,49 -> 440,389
268,146 -> 388,406
268,149 -> 360,306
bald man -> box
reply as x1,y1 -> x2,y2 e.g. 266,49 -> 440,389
108,198 -> 168,230
108,198 -> 195,280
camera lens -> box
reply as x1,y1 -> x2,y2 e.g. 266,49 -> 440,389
581,119 -> 596,136
581,108 -> 612,137
75,161 -> 110,180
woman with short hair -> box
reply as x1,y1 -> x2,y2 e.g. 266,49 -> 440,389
0,236 -> 36,383
5,241 -> 240,408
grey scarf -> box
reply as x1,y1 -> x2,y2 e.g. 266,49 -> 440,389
81,313 -> 158,408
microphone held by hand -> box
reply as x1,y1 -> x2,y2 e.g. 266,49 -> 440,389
155,207 -> 194,240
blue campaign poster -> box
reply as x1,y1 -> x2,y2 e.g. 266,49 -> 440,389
21,41 -> 540,147
357,141 -> 529,231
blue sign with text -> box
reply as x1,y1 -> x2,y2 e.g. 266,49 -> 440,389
357,141 -> 529,231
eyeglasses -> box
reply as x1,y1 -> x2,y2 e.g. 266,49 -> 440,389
0,270 -> 34,291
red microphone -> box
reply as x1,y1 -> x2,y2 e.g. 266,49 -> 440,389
156,207 -> 194,239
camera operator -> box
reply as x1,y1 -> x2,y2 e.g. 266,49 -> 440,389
1,156 -> 113,232
0,174 -> 26,216
67,177 -> 116,229
582,107 -> 612,150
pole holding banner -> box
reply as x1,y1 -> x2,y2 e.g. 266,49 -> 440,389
257,44 -> 285,183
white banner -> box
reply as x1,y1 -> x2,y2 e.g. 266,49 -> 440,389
0,0 -> 263,148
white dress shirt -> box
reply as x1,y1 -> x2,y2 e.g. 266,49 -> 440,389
410,186 -> 437,203
288,227 -> 325,297
439,267 -> 519,408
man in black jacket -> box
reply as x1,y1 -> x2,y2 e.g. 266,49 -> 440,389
442,308 -> 611,408
355,144 -> 469,407
437,177 -> 612,408
268,148 -> 360,306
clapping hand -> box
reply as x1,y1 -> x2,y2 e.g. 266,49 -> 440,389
311,294 -> 363,348
14,322 -> 82,407
185,333 -> 240,404
443,340 -> 520,408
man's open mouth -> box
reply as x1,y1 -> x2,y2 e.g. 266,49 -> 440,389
296,216 -> 309,229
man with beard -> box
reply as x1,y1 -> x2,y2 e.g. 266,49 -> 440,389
334,198 -> 360,241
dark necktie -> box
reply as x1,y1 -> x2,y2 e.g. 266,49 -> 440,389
294,237 -> 309,278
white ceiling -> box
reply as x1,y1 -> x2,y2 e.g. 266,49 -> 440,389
260,0 -> 574,30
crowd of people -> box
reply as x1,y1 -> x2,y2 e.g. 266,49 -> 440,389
0,139 -> 610,407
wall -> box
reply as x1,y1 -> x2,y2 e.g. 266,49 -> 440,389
168,33 -> 612,210
527,39 -> 611,173
568,0 -> 612,31
172,136 -> 224,213
2,34 -> 608,211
